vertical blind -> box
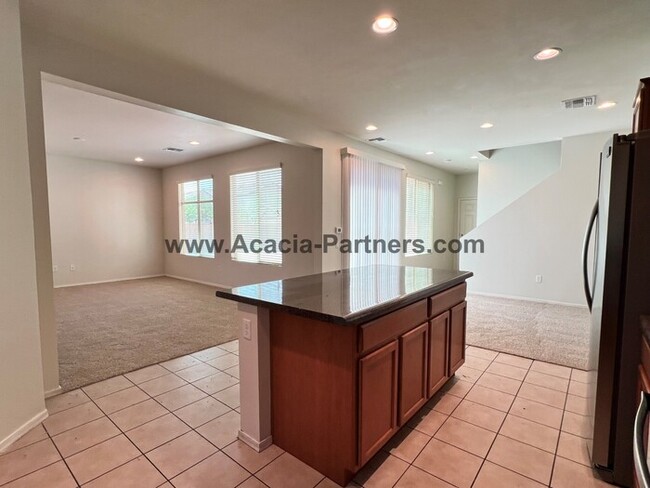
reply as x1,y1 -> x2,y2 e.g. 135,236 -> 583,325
405,176 -> 434,256
230,167 -> 282,265
342,151 -> 402,268
179,178 -> 214,257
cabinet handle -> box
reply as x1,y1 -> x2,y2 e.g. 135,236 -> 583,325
634,391 -> 650,488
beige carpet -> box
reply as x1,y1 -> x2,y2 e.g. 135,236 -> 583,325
466,294 -> 591,370
55,277 -> 237,391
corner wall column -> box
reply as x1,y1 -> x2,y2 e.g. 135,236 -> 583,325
236,303 -> 272,451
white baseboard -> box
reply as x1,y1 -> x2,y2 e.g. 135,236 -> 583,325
44,385 -> 62,399
468,291 -> 587,309
165,274 -> 229,289
0,409 -> 48,453
238,430 -> 273,452
54,274 -> 165,289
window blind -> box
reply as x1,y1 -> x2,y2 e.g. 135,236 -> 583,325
230,167 -> 282,265
405,176 -> 434,256
178,178 -> 214,257
342,151 -> 402,268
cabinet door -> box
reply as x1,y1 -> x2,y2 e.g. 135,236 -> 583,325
398,323 -> 428,425
428,312 -> 449,397
359,341 -> 399,466
449,301 -> 467,374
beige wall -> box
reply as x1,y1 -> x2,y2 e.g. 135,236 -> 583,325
0,0 -> 47,448
47,155 -> 164,287
163,142 -> 322,286
18,20 -> 460,394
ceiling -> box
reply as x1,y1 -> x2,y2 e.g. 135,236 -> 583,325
41,81 -> 267,168
24,0 -> 650,173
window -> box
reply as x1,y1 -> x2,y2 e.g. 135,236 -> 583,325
230,167 -> 282,265
342,150 -> 402,268
178,178 -> 214,258
405,176 -> 434,256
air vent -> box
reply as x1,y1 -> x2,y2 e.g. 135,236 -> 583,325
368,137 -> 386,142
562,95 -> 597,110
162,147 -> 184,152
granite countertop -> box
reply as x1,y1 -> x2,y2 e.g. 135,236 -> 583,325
215,265 -> 473,325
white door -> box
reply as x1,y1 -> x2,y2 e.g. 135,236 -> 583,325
458,198 -> 477,237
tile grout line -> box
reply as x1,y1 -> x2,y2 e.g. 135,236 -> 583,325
467,350 -> 544,488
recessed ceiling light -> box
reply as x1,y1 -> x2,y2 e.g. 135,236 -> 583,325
533,47 -> 563,61
425,151 -> 434,155
189,140 -> 201,145
365,124 -> 378,131
598,101 -> 617,110
470,156 -> 479,159
372,15 -> 398,34
480,122 -> 494,129
134,157 -> 144,163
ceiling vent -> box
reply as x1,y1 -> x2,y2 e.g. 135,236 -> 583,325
368,137 -> 386,142
162,147 -> 184,152
562,95 -> 597,110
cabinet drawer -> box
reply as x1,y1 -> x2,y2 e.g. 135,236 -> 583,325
359,299 -> 428,354
429,283 -> 466,318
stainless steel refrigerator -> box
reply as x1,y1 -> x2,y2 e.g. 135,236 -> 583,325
583,130 -> 650,487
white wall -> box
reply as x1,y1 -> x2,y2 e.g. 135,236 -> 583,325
477,141 -> 561,224
47,155 -> 164,287
163,142 -> 323,286
0,0 -> 47,449
461,132 -> 613,305
456,172 -> 478,201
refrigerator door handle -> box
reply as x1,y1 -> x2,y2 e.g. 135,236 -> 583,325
583,201 -> 598,311
634,392 -> 650,488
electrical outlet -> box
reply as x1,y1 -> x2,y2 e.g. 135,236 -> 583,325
242,318 -> 251,340
535,274 -> 543,284
70,264 -> 76,271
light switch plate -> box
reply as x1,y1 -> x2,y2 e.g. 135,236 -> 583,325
242,318 -> 252,340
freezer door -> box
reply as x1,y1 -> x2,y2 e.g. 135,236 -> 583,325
590,136 -> 632,475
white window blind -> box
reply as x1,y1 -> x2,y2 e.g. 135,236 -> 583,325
178,178 -> 214,258
342,151 -> 402,268
230,167 -> 282,265
405,176 -> 434,256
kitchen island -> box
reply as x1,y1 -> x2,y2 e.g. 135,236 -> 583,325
216,265 -> 473,486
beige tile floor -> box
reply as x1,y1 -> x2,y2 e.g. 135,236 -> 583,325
0,342 -> 613,487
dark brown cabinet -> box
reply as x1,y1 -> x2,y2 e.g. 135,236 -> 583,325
358,340 -> 399,465
449,301 -> 467,374
428,311 -> 450,396
398,322 -> 429,425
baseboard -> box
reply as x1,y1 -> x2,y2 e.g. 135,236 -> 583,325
0,409 -> 48,453
44,385 -> 62,399
165,274 -> 229,289
54,274 -> 165,289
238,430 -> 273,452
468,291 -> 587,309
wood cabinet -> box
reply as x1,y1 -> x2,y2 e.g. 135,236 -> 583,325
359,341 -> 399,465
428,312 -> 450,397
269,282 -> 468,486
449,301 -> 467,374
398,322 -> 429,425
